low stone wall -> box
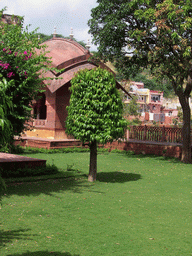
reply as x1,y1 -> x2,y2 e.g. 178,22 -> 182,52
15,137 -> 186,159
104,140 -> 183,159
14,137 -> 84,149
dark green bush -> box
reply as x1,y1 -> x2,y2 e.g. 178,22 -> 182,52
1,164 -> 59,178
0,175 -> 6,203
22,146 -> 90,154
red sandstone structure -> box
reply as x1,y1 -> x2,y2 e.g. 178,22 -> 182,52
1,13 -> 21,25
16,38 -> 189,158
25,37 -> 129,143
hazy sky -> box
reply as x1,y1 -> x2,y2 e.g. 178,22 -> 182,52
1,0 -> 98,50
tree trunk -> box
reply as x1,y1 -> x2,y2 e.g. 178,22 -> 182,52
88,140 -> 97,182
181,106 -> 191,163
178,93 -> 191,163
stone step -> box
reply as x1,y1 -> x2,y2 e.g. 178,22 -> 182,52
0,153 -> 46,171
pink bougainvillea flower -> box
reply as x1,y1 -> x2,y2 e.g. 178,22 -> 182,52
15,52 -> 18,56
23,51 -> 27,55
28,52 -> 32,59
3,48 -> 6,52
7,72 -> 15,78
3,63 -> 10,69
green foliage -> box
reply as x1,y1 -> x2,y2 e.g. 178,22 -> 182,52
88,0 -> 192,162
129,117 -> 142,126
125,95 -> 141,117
88,0 -> 192,92
0,174 -> 6,204
0,8 -> 52,147
66,67 -> 127,144
21,146 -> 90,154
119,91 -> 142,125
0,76 -> 13,148
177,106 -> 183,123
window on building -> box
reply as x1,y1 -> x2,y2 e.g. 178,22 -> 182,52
33,93 -> 47,120
151,95 -> 160,102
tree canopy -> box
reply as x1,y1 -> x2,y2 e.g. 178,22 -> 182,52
0,8 -> 51,149
88,0 -> 192,162
89,0 -> 192,79
66,67 -> 127,181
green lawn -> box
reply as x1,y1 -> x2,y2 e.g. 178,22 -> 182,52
1,152 -> 192,256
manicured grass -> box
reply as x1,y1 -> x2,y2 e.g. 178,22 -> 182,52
1,152 -> 192,255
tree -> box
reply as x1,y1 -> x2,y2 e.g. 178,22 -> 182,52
0,8 -> 51,149
124,95 -> 142,125
66,67 -> 127,182
119,90 -> 141,124
88,0 -> 192,163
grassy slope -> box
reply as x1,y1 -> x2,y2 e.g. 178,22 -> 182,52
1,152 -> 192,256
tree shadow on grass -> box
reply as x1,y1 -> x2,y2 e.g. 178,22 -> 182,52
0,229 -> 80,256
0,228 -> 35,248
97,171 -> 141,183
3,175 -> 101,198
7,251 -> 80,256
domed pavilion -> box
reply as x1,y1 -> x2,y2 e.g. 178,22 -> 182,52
24,36 -> 129,148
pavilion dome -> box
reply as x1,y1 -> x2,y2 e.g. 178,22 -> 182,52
43,38 -> 89,69
40,37 -> 96,93
38,37 -> 129,96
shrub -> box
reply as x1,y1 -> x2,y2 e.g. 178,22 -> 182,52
0,174 -> 6,203
1,164 -> 59,178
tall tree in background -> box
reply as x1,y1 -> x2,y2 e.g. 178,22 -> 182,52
0,8 -> 51,150
66,67 -> 127,182
88,0 -> 192,163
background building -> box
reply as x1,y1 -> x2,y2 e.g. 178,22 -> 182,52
122,81 -> 183,125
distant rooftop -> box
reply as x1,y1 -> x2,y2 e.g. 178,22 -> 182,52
1,13 -> 22,25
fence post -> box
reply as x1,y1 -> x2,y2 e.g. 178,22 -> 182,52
162,125 -> 165,142
126,129 -> 129,140
144,125 -> 147,141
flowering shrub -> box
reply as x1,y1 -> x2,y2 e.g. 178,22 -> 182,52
0,8 -> 52,147
0,49 -> 32,79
